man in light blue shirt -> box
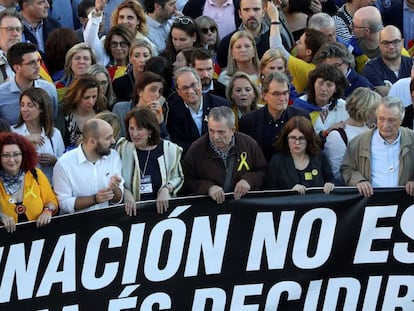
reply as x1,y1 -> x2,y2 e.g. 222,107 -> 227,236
0,42 -> 57,125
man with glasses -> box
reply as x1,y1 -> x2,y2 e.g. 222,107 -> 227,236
0,42 -> 57,125
239,72 -> 309,161
313,41 -> 374,98
19,0 -> 61,54
341,96 -> 414,197
145,0 -> 178,54
0,9 -> 21,83
362,25 -> 412,96
183,106 -> 266,203
167,66 -> 229,152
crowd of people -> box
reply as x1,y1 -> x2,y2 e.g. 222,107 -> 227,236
0,0 -> 414,232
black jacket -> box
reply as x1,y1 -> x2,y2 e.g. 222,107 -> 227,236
22,16 -> 61,54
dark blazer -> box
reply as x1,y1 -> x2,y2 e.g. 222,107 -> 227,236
207,79 -> 226,98
112,71 -> 135,102
183,0 -> 241,29
166,92 -> 230,152
402,105 -> 413,130
239,105 -> 310,161
382,2 -> 403,36
22,16 -> 61,54
345,68 -> 374,98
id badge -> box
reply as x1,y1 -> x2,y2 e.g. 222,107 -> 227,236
140,175 -> 153,194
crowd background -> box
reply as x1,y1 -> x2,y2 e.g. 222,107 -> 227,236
1,0 -> 414,231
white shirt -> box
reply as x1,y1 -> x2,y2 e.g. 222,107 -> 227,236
185,97 -> 204,135
371,129 -> 400,187
53,144 -> 124,214
146,14 -> 172,54
389,77 -> 412,108
12,124 -> 64,183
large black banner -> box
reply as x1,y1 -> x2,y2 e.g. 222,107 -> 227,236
0,188 -> 414,310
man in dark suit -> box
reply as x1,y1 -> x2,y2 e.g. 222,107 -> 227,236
167,67 -> 230,152
239,72 -> 309,161
191,47 -> 226,98
19,0 -> 61,54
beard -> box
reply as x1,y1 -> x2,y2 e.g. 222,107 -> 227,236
244,18 -> 260,31
96,142 -> 112,156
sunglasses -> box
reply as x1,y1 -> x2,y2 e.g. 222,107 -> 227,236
200,26 -> 217,34
173,16 -> 194,25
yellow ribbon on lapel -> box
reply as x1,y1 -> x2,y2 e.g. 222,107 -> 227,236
237,152 -> 250,171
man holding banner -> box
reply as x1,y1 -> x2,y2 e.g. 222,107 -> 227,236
341,96 -> 414,197
183,106 -> 266,203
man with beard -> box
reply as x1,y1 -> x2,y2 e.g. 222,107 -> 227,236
191,47 -> 226,98
362,25 -> 412,96
145,0 -> 178,54
183,106 -> 266,203
217,0 -> 294,68
53,119 -> 124,214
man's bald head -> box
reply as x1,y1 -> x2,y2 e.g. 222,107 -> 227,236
353,6 -> 382,33
83,118 -> 111,141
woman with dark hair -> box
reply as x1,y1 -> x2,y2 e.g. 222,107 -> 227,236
226,71 -> 260,129
172,47 -> 195,73
56,74 -> 107,150
282,0 -> 319,41
44,28 -> 78,82
12,88 -> 64,183
161,16 -> 202,67
116,107 -> 183,214
144,56 -> 173,98
112,39 -> 153,102
266,116 -> 335,194
293,63 -> 349,136
0,133 -> 58,233
112,71 -> 168,138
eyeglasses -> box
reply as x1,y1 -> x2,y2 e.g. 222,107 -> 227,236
200,26 -> 217,35
97,80 -> 109,86
109,41 -> 129,48
21,58 -> 42,67
173,16 -> 194,25
380,39 -> 402,47
288,136 -> 306,144
0,26 -> 22,33
178,81 -> 199,92
266,90 -> 289,98
350,22 -> 366,30
1,152 -> 22,159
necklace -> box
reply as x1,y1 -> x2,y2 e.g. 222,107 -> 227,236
138,149 -> 151,177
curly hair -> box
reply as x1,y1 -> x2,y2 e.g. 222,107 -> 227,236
305,63 -> 348,106
346,87 -> 381,123
124,107 -> 160,145
15,88 -> 55,138
62,74 -> 107,114
111,0 -> 148,35
274,116 -> 321,156
0,132 -> 38,172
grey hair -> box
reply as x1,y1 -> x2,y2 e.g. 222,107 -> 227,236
208,106 -> 235,128
313,41 -> 355,68
261,72 -> 290,93
307,12 -> 335,30
173,66 -> 201,88
376,96 -> 405,120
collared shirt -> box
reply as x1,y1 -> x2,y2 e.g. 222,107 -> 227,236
0,50 -> 14,82
0,78 -> 58,125
202,80 -> 214,93
22,19 -> 45,52
371,129 -> 400,187
146,14 -> 172,54
185,97 -> 204,135
403,0 -> 414,49
203,0 -> 235,39
53,144 -> 124,214
209,135 -> 235,169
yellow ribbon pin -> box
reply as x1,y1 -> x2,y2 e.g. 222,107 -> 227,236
25,185 -> 38,199
237,152 -> 250,171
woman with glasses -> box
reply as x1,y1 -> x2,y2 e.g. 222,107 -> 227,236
85,0 -> 155,79
195,16 -> 221,77
226,72 -> 260,129
0,132 -> 58,233
324,87 -> 380,184
113,72 -> 168,139
12,88 -> 64,184
218,31 -> 260,88
161,16 -> 202,67
293,64 -> 349,138
116,107 -> 183,215
88,64 -> 116,110
112,39 -> 153,103
54,43 -> 97,103
266,116 -> 335,194
56,74 -> 107,151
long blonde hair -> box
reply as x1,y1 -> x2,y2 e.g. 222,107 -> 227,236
226,31 -> 260,76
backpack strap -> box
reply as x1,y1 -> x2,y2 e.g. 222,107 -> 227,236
331,128 -> 348,146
